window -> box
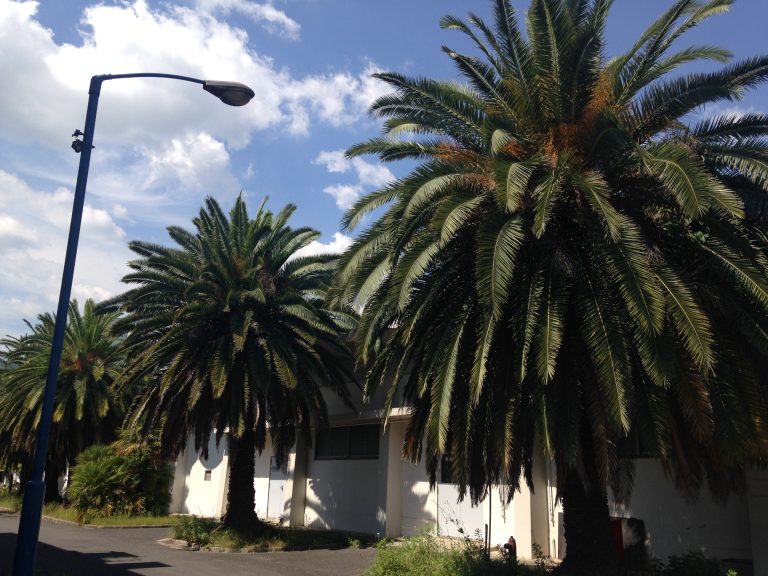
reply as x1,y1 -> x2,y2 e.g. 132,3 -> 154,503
315,424 -> 380,460
204,469 -> 212,481
440,453 -> 453,484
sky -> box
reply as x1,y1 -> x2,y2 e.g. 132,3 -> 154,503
0,0 -> 766,337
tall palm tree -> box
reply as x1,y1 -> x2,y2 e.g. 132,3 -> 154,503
331,0 -> 768,572
0,299 -> 125,501
105,196 -> 355,531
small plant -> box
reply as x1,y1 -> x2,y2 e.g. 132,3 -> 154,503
347,536 -> 362,548
531,541 -> 547,569
656,551 -> 727,576
365,529 -> 518,576
174,516 -> 220,547
0,490 -> 21,512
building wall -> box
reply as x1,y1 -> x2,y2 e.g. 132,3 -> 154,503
395,433 -> 536,560
176,432 -> 759,569
253,440 -> 273,520
303,425 -> 389,535
171,434 -> 229,517
609,459 -> 752,562
400,456 -> 438,536
436,482 -> 485,539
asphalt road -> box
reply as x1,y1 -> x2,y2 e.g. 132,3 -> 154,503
0,512 -> 376,576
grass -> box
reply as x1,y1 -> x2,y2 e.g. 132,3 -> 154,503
364,531 -> 519,576
42,502 -> 179,526
1,493 -> 177,526
364,533 -> 740,576
173,515 -> 371,552
0,491 -> 22,511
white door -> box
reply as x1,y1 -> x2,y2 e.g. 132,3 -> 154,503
267,456 -> 288,520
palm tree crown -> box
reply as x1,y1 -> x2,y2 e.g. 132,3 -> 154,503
106,196 -> 355,529
0,299 -> 124,498
332,0 -> 768,571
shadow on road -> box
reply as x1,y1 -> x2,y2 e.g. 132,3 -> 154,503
0,533 -> 170,575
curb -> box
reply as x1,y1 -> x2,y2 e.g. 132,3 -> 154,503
157,537 -> 200,551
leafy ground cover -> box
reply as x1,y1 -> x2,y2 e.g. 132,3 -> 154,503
42,502 -> 179,526
173,515 -> 371,552
362,532 -> 740,576
0,492 -> 177,526
0,491 -> 21,511
364,532 -> 520,576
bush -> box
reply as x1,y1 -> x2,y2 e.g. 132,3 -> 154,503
174,516 -> 220,547
364,531 -> 517,576
659,551 -> 727,576
67,432 -> 173,522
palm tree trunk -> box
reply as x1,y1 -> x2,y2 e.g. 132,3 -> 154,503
221,422 -> 267,532
44,459 -> 62,503
557,436 -> 618,575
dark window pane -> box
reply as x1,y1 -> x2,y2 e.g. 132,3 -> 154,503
315,427 -> 349,459
440,454 -> 453,484
349,425 -> 380,458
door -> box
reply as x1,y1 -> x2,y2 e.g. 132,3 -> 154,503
267,456 -> 288,520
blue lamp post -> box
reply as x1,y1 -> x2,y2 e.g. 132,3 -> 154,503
12,72 -> 255,576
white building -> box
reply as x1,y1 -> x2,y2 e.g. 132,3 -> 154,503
168,387 -> 767,574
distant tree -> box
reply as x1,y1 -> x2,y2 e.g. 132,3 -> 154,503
331,0 -> 768,573
105,196 -> 355,531
0,299 -> 125,501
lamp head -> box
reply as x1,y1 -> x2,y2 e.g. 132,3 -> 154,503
203,81 -> 255,106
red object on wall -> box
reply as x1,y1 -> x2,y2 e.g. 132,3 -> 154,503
610,518 -> 624,562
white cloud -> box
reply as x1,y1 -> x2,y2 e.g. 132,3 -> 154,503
0,1 -> 383,152
0,169 -> 131,337
314,150 -> 394,188
353,158 -> 395,188
142,132 -> 235,192
284,64 -> 391,135
196,0 -> 301,39
0,214 -> 37,244
293,232 -> 352,258
0,1 -> 390,333
314,149 -> 394,209
0,0 -> 388,228
322,184 -> 363,210
707,104 -> 756,119
72,283 -> 113,303
112,204 -> 129,219
314,150 -> 349,174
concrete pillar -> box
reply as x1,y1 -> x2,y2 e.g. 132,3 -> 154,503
385,421 -> 405,537
529,452 -> 550,556
288,435 -> 308,527
215,437 -> 230,518
169,451 -> 188,513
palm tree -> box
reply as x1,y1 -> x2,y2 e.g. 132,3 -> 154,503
0,299 -> 125,501
331,0 -> 768,572
104,196 -> 355,531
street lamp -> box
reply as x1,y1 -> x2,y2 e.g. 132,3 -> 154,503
12,72 -> 254,576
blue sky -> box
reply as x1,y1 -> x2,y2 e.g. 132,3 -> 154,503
0,0 -> 766,337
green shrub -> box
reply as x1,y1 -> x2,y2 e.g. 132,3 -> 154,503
67,433 -> 172,522
174,516 -> 220,547
364,531 -> 517,576
660,552 -> 726,576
